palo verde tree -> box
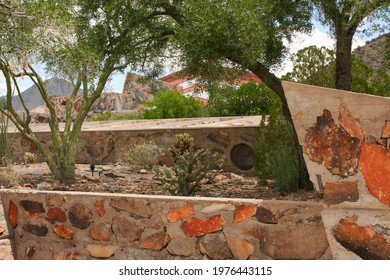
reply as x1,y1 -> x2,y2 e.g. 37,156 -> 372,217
0,0 -> 171,183
313,0 -> 390,90
139,0 -> 315,189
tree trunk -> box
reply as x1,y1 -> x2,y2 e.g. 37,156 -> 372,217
335,29 -> 354,91
249,63 -> 313,190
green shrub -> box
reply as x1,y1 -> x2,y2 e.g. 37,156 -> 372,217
154,133 -> 224,196
90,111 -> 112,121
24,152 -> 36,164
140,90 -> 204,119
0,166 -> 18,188
254,113 -> 304,192
207,81 -> 280,116
120,141 -> 165,170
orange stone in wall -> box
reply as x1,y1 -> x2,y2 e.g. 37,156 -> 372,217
8,200 -> 18,229
167,204 -> 195,223
359,141 -> 390,207
182,215 -> 225,237
53,224 -> 76,240
94,200 -> 106,217
47,207 -> 67,223
233,205 -> 257,224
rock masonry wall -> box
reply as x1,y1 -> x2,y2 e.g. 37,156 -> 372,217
0,190 -> 329,260
10,124 -> 259,176
283,81 -> 390,259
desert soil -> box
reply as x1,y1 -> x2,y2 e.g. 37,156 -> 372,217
6,163 -> 323,202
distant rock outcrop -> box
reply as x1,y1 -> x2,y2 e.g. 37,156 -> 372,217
122,73 -> 178,109
13,77 -> 80,111
353,33 -> 389,74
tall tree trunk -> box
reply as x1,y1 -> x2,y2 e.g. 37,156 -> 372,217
335,27 -> 354,90
249,63 -> 313,190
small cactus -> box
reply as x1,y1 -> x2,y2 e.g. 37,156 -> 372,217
154,133 -> 224,196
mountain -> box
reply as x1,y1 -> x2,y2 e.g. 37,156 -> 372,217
353,33 -> 389,74
12,77 -> 78,111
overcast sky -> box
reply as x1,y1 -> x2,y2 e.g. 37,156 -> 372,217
0,23 -> 370,96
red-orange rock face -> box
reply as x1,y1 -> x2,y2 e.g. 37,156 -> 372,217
94,200 -> 106,217
233,205 -> 257,224
139,232 -> 171,251
8,200 -> 18,229
305,109 -> 360,177
90,223 -> 112,241
382,120 -> 390,138
182,215 -> 225,237
324,181 -> 359,205
333,218 -> 390,259
359,141 -> 390,207
47,207 -> 67,223
53,224 -> 76,240
167,204 -> 195,223
339,110 -> 365,141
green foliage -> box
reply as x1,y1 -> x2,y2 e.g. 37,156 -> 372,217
120,141 -> 165,171
207,81 -> 280,117
140,90 -> 204,119
154,133 -> 224,196
23,152 -> 36,164
283,45 -> 390,97
0,166 -> 18,188
90,111 -> 140,121
254,113 -> 308,192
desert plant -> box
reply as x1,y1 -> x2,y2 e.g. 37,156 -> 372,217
24,152 -> 36,164
120,141 -> 165,170
254,113 -> 309,192
154,133 -> 224,196
0,166 -> 18,188
140,90 -> 204,119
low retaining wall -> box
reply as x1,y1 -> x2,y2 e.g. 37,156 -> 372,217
8,116 -> 261,175
0,189 -> 328,260
283,81 -> 390,259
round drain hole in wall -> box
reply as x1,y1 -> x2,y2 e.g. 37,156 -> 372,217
230,143 -> 255,171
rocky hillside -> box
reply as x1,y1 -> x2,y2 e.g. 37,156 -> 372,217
353,33 -> 389,74
12,77 -> 79,111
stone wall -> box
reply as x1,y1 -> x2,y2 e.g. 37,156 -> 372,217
283,81 -> 390,259
9,117 -> 261,175
0,189 -> 328,260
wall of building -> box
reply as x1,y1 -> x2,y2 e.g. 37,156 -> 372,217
283,81 -> 390,259
0,189 -> 328,260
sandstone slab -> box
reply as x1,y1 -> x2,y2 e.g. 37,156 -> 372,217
112,216 -> 144,242
68,203 -> 94,229
233,205 -> 257,224
182,215 -> 225,237
199,233 -> 232,260
333,218 -> 390,259
224,232 -> 254,260
94,200 -> 106,217
304,109 -> 359,177
166,238 -> 194,257
47,207 -> 67,223
90,222 -> 112,241
261,224 -> 328,259
167,204 -> 195,223
53,224 -> 76,240
8,200 -> 18,229
22,223 -> 48,237
139,232 -> 170,251
324,181 -> 359,205
110,198 -> 151,218
20,200 -> 45,218
86,244 -> 119,259
359,141 -> 390,207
